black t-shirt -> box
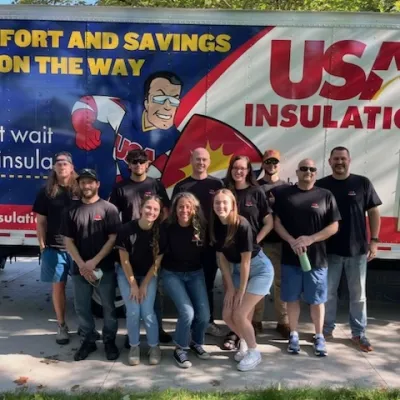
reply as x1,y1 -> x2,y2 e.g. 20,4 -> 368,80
109,177 -> 170,223
274,185 -> 341,268
61,199 -> 120,274
257,178 -> 289,243
160,222 -> 206,272
32,186 -> 79,248
115,220 -> 163,277
172,176 -> 224,221
214,216 -> 258,263
235,186 -> 272,242
316,174 -> 382,257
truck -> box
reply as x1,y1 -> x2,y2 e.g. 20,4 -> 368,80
0,5 -> 399,304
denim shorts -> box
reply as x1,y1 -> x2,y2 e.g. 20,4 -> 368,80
281,264 -> 327,305
232,250 -> 274,296
40,247 -> 72,283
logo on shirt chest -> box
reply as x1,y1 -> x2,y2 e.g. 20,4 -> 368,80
144,191 -> 153,197
209,189 -> 215,195
311,203 -> 319,209
93,214 -> 103,221
245,201 -> 254,207
348,191 -> 356,196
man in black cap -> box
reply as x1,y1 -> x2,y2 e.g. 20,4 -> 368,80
33,151 -> 79,345
61,168 -> 121,361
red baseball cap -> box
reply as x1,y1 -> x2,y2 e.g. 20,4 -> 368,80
263,149 -> 281,161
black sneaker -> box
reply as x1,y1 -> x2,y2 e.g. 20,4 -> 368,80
104,341 -> 120,361
173,348 -> 192,369
159,329 -> 172,344
190,343 -> 211,360
74,341 -> 97,361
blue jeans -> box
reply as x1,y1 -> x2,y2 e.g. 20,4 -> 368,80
116,267 -> 159,347
161,268 -> 210,349
72,270 -> 118,343
324,254 -> 368,337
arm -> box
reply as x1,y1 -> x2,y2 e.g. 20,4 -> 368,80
36,214 -> 47,252
367,207 -> 381,261
217,251 -> 235,291
142,254 -> 164,287
256,214 -> 273,244
310,222 -> 339,243
64,237 -> 85,270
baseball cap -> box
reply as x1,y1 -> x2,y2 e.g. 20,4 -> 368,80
263,149 -> 281,162
53,151 -> 73,164
77,168 -> 98,181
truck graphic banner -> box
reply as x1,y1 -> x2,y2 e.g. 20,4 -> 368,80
0,18 -> 399,245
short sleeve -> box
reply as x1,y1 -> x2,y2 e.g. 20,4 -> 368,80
32,188 -> 48,216
60,209 -> 74,239
105,205 -> 121,235
237,220 -> 254,253
325,192 -> 342,224
364,178 -> 382,211
156,180 -> 171,209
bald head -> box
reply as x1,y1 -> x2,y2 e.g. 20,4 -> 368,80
191,147 -> 211,177
298,158 -> 316,169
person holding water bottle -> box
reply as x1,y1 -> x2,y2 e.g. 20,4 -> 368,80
273,159 -> 341,357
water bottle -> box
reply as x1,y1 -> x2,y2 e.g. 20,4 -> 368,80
298,252 -> 312,272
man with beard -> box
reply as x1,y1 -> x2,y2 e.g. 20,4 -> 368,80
109,149 -> 172,344
172,147 -> 225,337
252,149 -> 290,337
317,147 -> 382,352
274,159 -> 341,357
61,169 -> 121,361
33,152 -> 80,345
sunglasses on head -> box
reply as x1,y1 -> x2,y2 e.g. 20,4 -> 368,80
264,159 -> 279,165
299,166 -> 317,172
130,158 -> 147,165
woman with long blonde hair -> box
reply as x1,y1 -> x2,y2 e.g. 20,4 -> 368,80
160,192 -> 211,369
116,195 -> 164,366
210,189 -> 274,372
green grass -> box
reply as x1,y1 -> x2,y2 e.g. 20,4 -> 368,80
2,388 -> 400,400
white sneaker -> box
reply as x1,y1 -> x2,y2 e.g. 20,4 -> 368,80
128,346 -> 140,366
237,349 -> 261,371
234,339 -> 248,362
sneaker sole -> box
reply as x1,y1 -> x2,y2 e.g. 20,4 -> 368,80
287,347 -> 300,355
128,358 -> 140,366
149,358 -> 161,365
315,350 -> 328,357
174,357 -> 192,369
237,357 -> 261,372
56,338 -> 69,345
74,346 -> 97,361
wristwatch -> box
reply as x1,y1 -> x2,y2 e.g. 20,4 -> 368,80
370,237 -> 380,242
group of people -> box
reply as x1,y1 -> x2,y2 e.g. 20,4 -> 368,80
33,144 -> 381,372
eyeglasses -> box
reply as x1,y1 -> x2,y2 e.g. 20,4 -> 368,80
299,166 -> 317,172
152,95 -> 180,107
264,159 -> 279,165
130,159 -> 147,165
232,167 -> 248,172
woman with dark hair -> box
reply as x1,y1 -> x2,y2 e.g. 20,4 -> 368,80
222,155 -> 274,350
160,192 -> 211,369
210,189 -> 274,371
116,195 -> 164,366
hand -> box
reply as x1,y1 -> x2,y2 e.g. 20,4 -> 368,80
39,246 -> 45,253
129,282 -> 140,303
72,98 -> 102,151
84,259 -> 98,271
367,241 -> 378,262
291,236 -> 314,255
138,283 -> 148,303
234,289 -> 245,309
224,287 -> 236,309
82,269 -> 96,282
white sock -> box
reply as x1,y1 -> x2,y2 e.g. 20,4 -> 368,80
239,339 -> 248,353
315,333 -> 324,339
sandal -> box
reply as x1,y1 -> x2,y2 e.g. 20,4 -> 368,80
221,331 -> 239,350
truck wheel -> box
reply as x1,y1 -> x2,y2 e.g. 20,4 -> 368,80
91,287 -> 126,319
0,257 -> 6,270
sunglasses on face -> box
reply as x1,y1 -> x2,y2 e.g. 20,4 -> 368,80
130,159 -> 147,165
299,166 -> 317,172
264,159 -> 279,165
152,95 -> 180,107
